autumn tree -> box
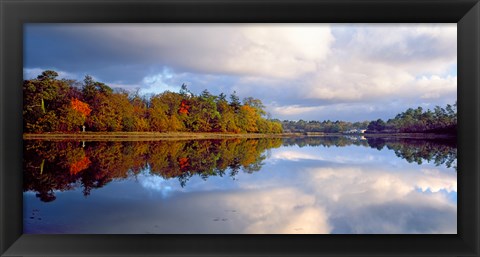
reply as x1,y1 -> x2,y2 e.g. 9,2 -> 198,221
58,98 -> 92,132
238,105 -> 260,133
149,94 -> 170,132
23,70 -> 70,132
229,91 -> 241,113
216,93 -> 239,133
185,89 -> 220,132
148,91 -> 185,132
130,92 -> 150,131
243,97 -> 267,116
81,76 -> 123,131
24,70 -> 284,134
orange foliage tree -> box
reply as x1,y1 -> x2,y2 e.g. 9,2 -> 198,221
57,98 -> 93,132
71,98 -> 92,118
179,99 -> 190,115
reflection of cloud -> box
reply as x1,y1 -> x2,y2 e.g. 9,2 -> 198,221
280,207 -> 330,234
137,172 -> 174,197
25,145 -> 456,234
269,148 -> 379,164
304,166 -> 456,205
270,151 -> 322,161
330,199 -> 456,234
219,188 -> 331,234
241,146 -> 457,234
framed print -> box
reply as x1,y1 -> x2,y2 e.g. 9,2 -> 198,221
1,0 -> 479,256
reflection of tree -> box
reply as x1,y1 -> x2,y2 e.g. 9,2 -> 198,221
282,136 -> 369,148
24,138 -> 283,202
24,141 -> 82,202
285,136 -> 457,170
366,137 -> 457,170
148,139 -> 278,186
283,136 -> 456,170
24,136 -> 457,203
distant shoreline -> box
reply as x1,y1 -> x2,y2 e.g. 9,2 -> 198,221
23,132 -> 456,141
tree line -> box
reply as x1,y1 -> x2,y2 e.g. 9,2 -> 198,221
281,103 -> 456,135
366,103 -> 457,134
24,70 -> 456,135
282,120 -> 370,133
23,70 -> 283,134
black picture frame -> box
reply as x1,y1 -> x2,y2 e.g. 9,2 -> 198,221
1,0 -> 479,256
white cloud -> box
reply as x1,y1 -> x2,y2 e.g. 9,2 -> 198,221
339,24 -> 457,73
271,104 -> 325,116
71,24 -> 334,79
25,23 -> 457,120
300,59 -> 456,102
416,75 -> 457,99
140,68 -> 181,94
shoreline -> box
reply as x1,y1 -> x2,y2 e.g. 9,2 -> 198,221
23,132 -> 295,141
23,131 -> 456,141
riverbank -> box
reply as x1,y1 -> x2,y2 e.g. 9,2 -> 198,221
23,131 -> 456,141
23,132 -> 297,141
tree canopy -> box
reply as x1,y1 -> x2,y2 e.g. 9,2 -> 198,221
365,103 -> 457,134
23,70 -> 283,134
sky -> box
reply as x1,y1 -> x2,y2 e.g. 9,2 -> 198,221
24,23 -> 457,121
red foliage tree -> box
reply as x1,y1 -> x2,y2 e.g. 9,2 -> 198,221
178,99 -> 190,115
71,98 -> 92,118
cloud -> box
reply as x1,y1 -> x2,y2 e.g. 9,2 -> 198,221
271,105 -> 325,117
301,63 -> 456,102
140,68 -> 181,94
25,24 -> 334,80
416,75 -> 457,99
24,23 -> 457,121
332,24 -> 456,71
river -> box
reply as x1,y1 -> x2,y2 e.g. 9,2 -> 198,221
23,136 -> 457,234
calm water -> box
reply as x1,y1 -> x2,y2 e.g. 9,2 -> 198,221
23,136 -> 457,234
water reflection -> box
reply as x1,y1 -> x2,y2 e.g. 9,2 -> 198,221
23,136 -> 457,234
24,138 -> 283,201
282,136 -> 457,170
